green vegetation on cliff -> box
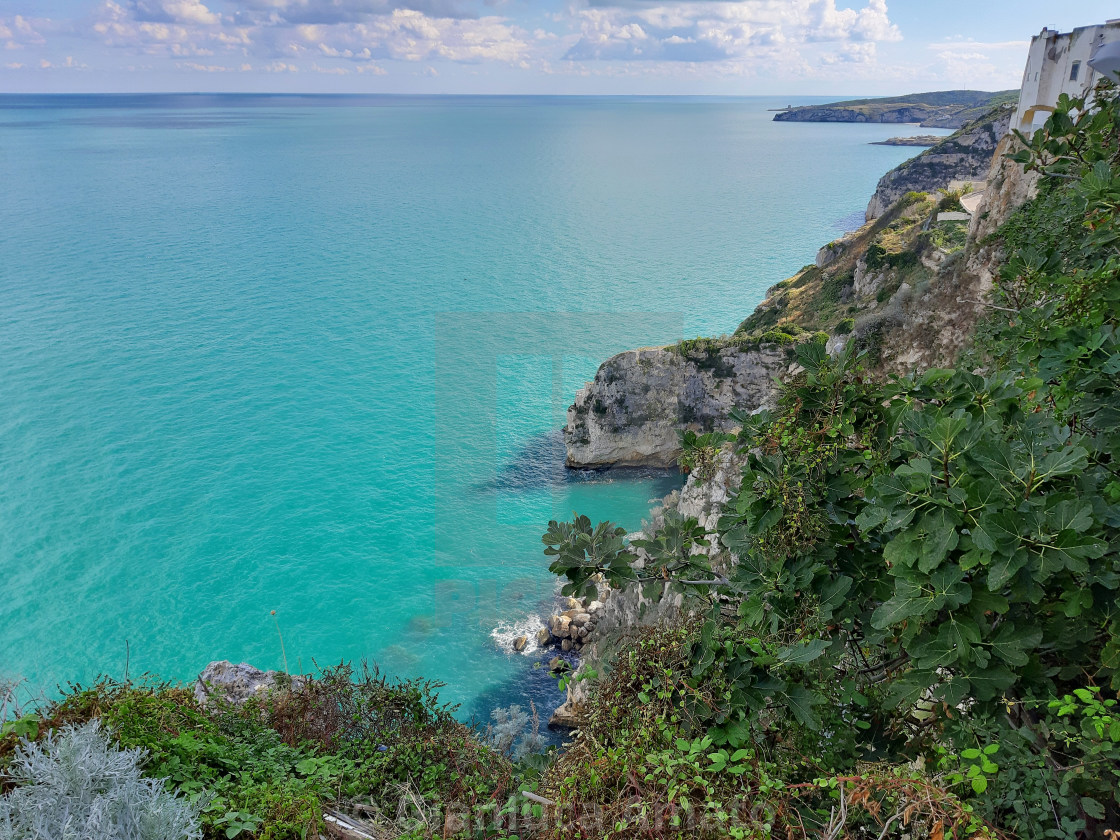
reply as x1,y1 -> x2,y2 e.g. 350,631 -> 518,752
864,102 -> 1014,219
541,82 -> 1120,839
735,188 -> 938,340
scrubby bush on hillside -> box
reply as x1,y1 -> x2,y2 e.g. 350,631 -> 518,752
1,665 -> 518,840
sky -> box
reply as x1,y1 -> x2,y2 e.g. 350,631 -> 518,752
0,0 -> 1116,94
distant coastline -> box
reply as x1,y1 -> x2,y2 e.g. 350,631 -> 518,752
870,135 -> 941,146
773,89 -> 1018,129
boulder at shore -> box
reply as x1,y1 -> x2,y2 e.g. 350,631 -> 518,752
194,660 -> 304,706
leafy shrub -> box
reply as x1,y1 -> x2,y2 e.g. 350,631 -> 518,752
836,317 -> 855,334
926,219 -> 969,252
816,268 -> 852,304
0,721 -> 201,840
758,329 -> 794,345
678,429 -> 735,482
936,187 -> 967,213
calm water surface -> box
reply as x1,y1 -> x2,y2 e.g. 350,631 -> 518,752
0,94 -> 948,717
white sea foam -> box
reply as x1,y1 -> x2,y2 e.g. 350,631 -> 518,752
490,614 -> 545,656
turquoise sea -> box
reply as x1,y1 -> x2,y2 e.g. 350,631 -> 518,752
0,94 -> 949,719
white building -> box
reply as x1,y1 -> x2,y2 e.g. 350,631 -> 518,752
1013,20 -> 1120,133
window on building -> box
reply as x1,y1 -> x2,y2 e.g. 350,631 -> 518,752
1070,61 -> 1081,81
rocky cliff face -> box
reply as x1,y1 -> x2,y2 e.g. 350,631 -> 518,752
776,106 -> 938,124
563,110 -> 1039,471
563,344 -> 786,469
865,105 -> 1013,220
872,133 -> 1039,374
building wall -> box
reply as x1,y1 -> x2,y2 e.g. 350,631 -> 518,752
1013,20 -> 1120,134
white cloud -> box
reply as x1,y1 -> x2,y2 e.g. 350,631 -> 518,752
923,37 -> 1030,89
279,9 -> 530,63
132,0 -> 220,25
37,55 -> 87,69
565,0 -> 901,65
176,60 -> 231,70
928,38 -> 1030,53
5,0 -> 1020,89
4,61 -> 24,68
86,0 -> 530,69
1,14 -> 48,49
821,42 -> 877,65
229,0 -> 479,25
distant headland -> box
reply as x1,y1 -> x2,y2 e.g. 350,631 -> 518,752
773,89 -> 1018,129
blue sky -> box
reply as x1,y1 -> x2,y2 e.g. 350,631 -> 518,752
0,0 -> 1115,93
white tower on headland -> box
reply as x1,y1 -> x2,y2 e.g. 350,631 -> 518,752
1013,20 -> 1120,134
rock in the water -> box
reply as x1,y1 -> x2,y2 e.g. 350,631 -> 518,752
564,345 -> 784,469
194,660 -> 304,706
548,697 -> 582,729
572,612 -> 591,627
513,635 -> 528,652
549,657 -> 569,674
561,639 -> 573,652
536,627 -> 551,646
